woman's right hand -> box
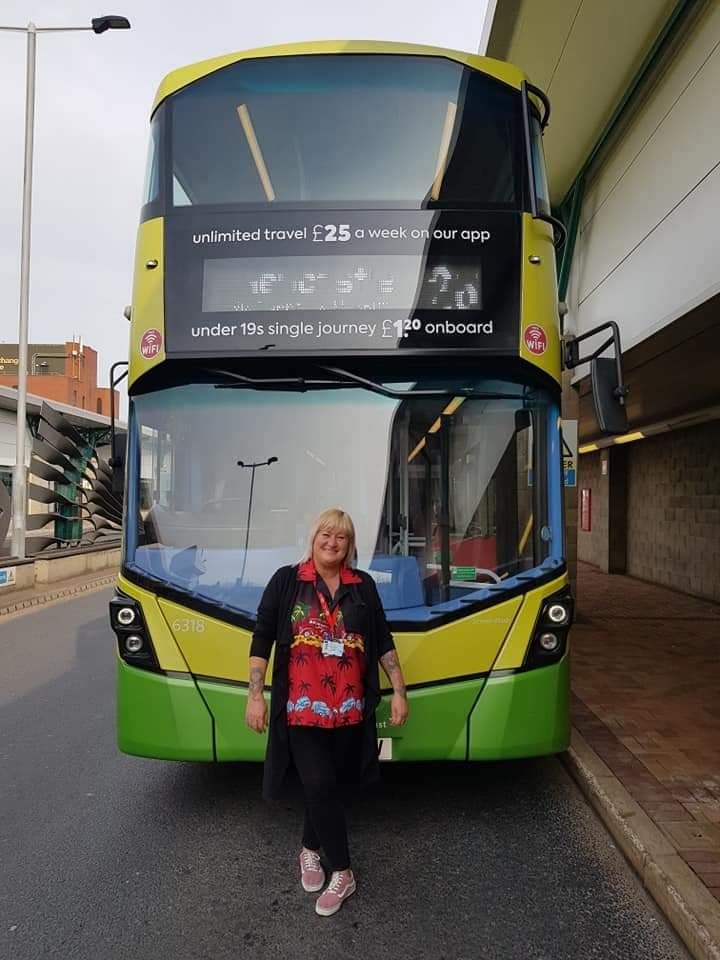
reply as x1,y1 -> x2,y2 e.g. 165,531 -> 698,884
246,695 -> 267,734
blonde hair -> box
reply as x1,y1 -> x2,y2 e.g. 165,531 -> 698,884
301,508 -> 357,568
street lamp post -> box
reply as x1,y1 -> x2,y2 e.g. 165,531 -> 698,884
1,15 -> 130,559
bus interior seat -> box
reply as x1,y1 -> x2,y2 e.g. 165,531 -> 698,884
369,555 -> 424,610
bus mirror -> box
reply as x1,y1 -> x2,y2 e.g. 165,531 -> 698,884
564,321 -> 628,435
110,434 -> 126,496
591,358 -> 628,435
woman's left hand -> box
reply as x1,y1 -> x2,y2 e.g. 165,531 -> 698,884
390,692 -> 409,726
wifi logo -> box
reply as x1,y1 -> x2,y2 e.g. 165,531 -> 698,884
140,329 -> 162,359
524,324 -> 547,356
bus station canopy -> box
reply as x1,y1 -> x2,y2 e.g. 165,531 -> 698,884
486,0 -> 685,204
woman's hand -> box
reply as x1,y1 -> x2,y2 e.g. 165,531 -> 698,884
389,691 -> 409,727
246,656 -> 268,733
380,649 -> 408,726
246,694 -> 267,734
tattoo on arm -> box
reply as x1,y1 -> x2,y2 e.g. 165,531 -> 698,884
380,649 -> 407,697
248,661 -> 267,698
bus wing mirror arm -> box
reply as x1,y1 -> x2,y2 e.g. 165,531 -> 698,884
109,360 -> 129,496
535,212 -> 567,249
564,322 -> 629,435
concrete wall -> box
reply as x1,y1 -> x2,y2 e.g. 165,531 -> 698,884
567,1 -> 720,354
34,547 -> 121,584
627,421 -> 720,602
578,421 -> 720,602
0,546 -> 120,598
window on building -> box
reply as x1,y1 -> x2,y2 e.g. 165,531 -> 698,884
97,398 -> 103,414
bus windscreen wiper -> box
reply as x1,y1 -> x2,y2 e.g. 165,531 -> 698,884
317,365 -> 533,401
210,364 -> 533,401
209,368 -> 338,391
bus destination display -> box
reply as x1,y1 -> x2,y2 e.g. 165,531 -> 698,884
202,255 -> 482,314
164,210 -> 520,355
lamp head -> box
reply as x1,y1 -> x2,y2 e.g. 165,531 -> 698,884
91,15 -> 131,33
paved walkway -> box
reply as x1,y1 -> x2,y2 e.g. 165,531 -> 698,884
572,561 -> 720,907
0,569 -> 116,618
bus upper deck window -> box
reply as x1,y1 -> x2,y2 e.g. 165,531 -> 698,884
530,115 -> 550,216
167,55 -> 522,209
142,119 -> 160,206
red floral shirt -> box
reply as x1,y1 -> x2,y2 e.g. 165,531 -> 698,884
287,560 -> 366,728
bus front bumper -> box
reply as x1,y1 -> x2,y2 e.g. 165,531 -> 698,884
117,656 -> 569,762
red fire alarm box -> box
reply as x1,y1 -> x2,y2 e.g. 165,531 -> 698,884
580,488 -> 592,531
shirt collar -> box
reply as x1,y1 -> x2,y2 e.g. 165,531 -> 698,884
297,559 -> 362,585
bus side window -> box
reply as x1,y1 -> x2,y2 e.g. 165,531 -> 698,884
142,119 -> 160,206
530,115 -> 550,216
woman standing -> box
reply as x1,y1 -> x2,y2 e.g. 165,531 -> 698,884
246,508 -> 408,916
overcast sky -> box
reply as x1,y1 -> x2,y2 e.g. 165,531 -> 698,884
0,0 -> 490,407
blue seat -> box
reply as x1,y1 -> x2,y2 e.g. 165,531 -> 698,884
369,555 -> 425,610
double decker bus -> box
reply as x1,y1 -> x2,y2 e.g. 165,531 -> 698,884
109,41 -> 624,763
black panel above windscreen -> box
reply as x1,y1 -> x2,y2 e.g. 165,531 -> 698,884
164,209 -> 520,356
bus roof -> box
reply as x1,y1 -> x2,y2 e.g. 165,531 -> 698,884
152,39 -> 526,114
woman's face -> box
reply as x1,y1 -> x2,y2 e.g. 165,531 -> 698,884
313,527 -> 349,569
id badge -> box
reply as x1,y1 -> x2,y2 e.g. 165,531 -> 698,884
322,638 -> 344,657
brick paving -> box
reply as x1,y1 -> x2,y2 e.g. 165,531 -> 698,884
572,561 -> 720,902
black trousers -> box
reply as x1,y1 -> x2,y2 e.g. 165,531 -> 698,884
287,725 -> 361,872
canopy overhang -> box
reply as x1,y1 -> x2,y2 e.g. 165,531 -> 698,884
486,0 -> 701,204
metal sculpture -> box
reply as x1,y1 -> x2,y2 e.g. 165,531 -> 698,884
23,402 -> 122,554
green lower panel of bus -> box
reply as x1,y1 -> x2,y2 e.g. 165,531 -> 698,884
117,657 -> 569,761
202,677 -> 485,762
468,656 -> 570,759
117,660 -> 214,761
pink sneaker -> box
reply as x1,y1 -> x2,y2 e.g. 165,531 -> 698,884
299,848 -> 325,893
315,870 -> 356,916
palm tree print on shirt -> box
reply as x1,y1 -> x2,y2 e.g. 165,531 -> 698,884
291,648 -> 309,668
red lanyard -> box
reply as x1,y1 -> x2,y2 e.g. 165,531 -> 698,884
315,588 -> 340,634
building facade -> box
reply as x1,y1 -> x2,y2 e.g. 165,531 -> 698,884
0,341 -> 118,417
488,0 -> 720,603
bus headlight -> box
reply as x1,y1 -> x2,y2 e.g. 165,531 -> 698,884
117,606 -> 136,626
546,603 -> 569,625
524,589 -> 574,670
109,593 -> 160,672
539,632 -> 559,652
124,635 -> 144,654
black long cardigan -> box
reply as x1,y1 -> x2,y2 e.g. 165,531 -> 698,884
249,564 -> 396,800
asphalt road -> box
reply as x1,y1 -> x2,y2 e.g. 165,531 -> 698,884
0,590 -> 691,960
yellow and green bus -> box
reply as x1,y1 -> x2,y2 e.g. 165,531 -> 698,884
109,40 -> 625,763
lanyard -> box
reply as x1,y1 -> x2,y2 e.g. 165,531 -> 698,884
315,588 -> 340,634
